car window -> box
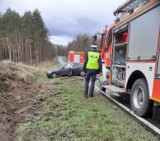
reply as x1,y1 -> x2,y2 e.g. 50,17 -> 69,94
64,63 -> 72,69
73,63 -> 83,67
64,64 -> 69,68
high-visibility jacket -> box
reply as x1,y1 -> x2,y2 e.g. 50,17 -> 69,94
86,51 -> 100,69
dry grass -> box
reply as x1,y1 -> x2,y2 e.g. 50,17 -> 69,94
0,61 -> 36,92
0,60 -> 35,81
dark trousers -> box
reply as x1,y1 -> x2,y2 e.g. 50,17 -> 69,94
84,71 -> 97,97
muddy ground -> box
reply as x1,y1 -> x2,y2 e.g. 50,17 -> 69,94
0,80 -> 44,141
0,61 -> 45,141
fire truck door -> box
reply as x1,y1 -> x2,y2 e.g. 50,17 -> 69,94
74,54 -> 80,63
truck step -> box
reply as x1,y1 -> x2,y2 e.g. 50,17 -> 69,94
102,85 -> 125,93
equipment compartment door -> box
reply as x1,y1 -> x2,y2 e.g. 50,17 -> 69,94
128,5 -> 160,60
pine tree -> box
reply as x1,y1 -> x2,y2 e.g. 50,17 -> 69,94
0,8 -> 56,64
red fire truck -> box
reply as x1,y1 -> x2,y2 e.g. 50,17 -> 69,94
97,0 -> 160,117
68,51 -> 84,64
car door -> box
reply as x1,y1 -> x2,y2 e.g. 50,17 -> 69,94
71,63 -> 81,75
60,63 -> 70,76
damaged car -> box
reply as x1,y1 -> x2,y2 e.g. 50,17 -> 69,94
46,62 -> 83,78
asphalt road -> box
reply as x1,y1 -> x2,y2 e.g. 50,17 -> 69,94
58,56 -> 67,66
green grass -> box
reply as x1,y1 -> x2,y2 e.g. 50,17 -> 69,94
17,76 -> 158,141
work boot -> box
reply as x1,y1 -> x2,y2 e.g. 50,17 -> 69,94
84,94 -> 88,98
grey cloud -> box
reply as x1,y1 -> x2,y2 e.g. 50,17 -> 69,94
0,0 -> 126,37
48,16 -> 102,36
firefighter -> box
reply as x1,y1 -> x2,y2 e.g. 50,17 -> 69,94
83,44 -> 102,98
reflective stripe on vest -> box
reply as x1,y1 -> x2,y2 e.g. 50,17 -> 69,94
86,51 -> 99,69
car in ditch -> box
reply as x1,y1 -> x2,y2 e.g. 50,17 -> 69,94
46,62 -> 84,78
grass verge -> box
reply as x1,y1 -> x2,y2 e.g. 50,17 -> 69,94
17,75 -> 158,141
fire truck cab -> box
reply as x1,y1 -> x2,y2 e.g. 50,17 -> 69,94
98,0 -> 160,117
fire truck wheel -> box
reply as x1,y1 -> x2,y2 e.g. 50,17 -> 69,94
52,73 -> 57,78
130,78 -> 153,117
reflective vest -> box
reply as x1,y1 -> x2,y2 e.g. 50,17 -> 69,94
86,51 -> 99,69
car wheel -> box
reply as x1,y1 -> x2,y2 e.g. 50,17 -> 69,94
46,73 -> 52,78
130,78 -> 153,117
80,71 -> 85,77
52,73 -> 57,78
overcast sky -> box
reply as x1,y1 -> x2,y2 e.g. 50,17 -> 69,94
0,0 -> 126,45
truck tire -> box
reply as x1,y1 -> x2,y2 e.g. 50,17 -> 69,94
130,78 -> 153,117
